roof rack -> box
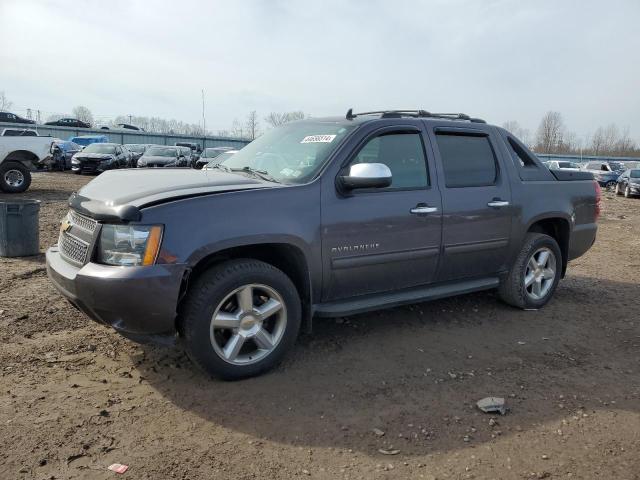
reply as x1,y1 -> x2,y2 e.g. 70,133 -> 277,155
345,109 -> 486,123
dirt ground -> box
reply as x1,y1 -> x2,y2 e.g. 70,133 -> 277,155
1,172 -> 639,480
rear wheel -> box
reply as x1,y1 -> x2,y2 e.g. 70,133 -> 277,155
0,161 -> 32,193
498,233 -> 561,309
605,180 -> 616,191
180,259 -> 301,380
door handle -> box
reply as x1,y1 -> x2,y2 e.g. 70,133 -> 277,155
410,205 -> 438,214
487,200 -> 509,208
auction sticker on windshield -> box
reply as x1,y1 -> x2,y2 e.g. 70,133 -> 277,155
300,135 -> 336,143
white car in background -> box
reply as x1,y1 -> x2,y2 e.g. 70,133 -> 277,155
0,136 -> 53,192
544,160 -> 582,171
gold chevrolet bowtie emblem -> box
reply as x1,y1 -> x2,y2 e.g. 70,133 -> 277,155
60,218 -> 72,234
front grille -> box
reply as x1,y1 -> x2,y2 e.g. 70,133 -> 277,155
59,232 -> 89,265
69,210 -> 98,233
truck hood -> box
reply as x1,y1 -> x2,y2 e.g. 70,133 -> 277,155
69,168 -> 279,222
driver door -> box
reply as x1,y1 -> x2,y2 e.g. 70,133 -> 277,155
320,125 -> 442,301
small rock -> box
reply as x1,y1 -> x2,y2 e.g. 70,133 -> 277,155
489,418 -> 498,427
463,435 -> 471,442
541,454 -> 549,460
373,428 -> 385,437
477,397 -> 507,415
302,469 -> 310,475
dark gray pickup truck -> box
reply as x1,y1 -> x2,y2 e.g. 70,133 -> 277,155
46,110 -> 599,379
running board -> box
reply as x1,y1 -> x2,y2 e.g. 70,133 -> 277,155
313,277 -> 500,318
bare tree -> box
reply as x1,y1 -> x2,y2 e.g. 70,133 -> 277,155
535,111 -> 565,154
264,111 -> 306,128
244,111 -> 260,140
615,127 -> 635,155
231,119 -> 245,139
72,106 -> 94,126
0,91 -> 12,112
501,120 -> 531,146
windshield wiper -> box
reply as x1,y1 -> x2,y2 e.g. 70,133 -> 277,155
231,166 -> 280,183
210,163 -> 232,173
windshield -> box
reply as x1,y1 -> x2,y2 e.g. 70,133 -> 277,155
609,161 -> 624,172
127,145 -> 145,153
222,121 -> 356,184
145,146 -> 177,157
558,162 -> 578,168
630,170 -> 640,178
83,144 -> 116,154
202,148 -> 229,158
206,152 -> 236,167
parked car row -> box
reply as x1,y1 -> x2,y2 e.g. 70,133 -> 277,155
66,141 -> 239,174
543,159 -> 638,196
0,110 -> 146,131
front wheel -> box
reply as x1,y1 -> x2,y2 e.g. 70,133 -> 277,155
498,233 -> 562,309
180,259 -> 301,380
605,180 -> 617,191
625,186 -> 631,198
615,183 -> 621,195
0,161 -> 32,193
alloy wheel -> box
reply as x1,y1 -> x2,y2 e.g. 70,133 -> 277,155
210,283 -> 287,365
524,247 -> 556,301
4,169 -> 24,187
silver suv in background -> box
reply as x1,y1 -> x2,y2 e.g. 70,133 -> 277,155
581,160 -> 625,188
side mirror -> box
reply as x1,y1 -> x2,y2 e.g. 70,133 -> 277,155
339,163 -> 392,190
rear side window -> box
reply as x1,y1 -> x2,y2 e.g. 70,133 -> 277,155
351,131 -> 429,189
506,137 -> 538,168
435,133 -> 497,188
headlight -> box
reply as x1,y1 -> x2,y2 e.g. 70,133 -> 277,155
98,225 -> 163,266
71,158 -> 80,164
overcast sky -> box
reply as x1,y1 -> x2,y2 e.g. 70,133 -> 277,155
1,0 -> 639,141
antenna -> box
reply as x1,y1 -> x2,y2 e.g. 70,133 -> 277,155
345,108 -> 355,120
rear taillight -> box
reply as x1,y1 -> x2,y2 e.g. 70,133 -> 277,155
594,180 -> 601,221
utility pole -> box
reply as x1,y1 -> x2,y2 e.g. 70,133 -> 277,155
201,89 -> 206,134
128,114 -> 132,124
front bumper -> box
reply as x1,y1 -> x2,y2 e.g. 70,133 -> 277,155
46,247 -> 187,339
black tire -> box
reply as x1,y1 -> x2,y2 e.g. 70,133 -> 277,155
0,161 -> 32,193
498,233 -> 562,309
625,186 -> 630,198
180,259 -> 301,380
615,183 -> 621,195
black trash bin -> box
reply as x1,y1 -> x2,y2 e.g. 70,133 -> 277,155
0,199 -> 41,257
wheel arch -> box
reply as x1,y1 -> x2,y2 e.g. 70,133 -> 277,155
526,215 -> 571,277
4,150 -> 40,168
177,242 -> 313,333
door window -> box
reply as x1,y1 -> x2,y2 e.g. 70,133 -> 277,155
435,133 -> 497,188
350,131 -> 429,189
